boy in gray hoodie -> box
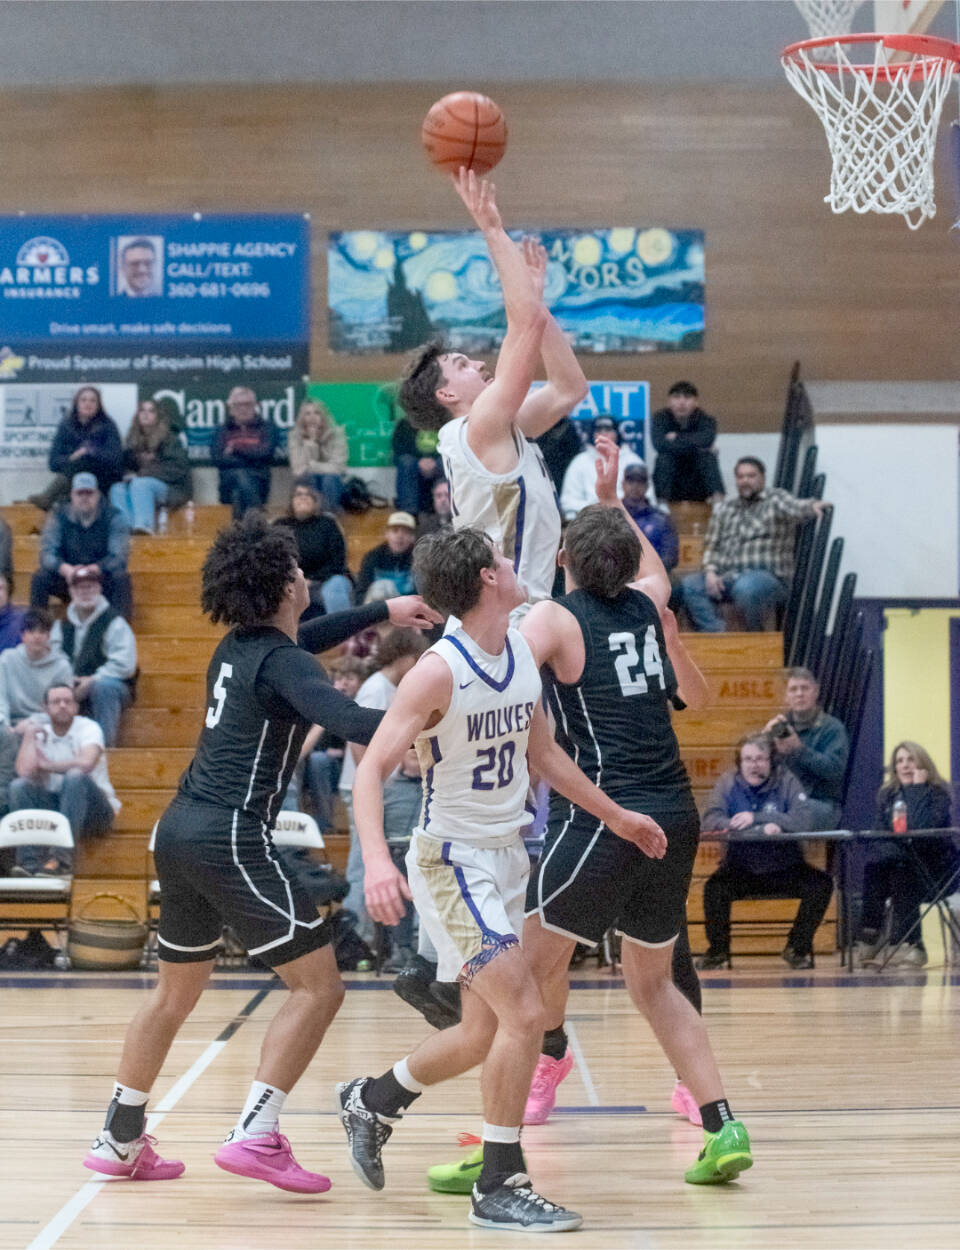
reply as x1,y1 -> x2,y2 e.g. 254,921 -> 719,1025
0,609 -> 74,727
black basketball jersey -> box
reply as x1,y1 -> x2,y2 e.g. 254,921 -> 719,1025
179,626 -> 310,826
547,587 -> 693,814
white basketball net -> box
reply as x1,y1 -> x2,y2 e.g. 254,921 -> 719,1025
783,40 -> 959,228
794,1 -> 865,50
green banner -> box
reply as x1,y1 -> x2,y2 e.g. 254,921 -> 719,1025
306,381 -> 397,468
139,379 -> 399,467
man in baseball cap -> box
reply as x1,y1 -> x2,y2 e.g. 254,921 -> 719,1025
355,512 -> 417,601
29,473 -> 133,619
620,461 -> 679,571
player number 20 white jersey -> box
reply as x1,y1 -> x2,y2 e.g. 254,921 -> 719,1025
414,625 -> 542,846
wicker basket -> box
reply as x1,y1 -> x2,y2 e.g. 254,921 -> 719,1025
68,893 -> 148,970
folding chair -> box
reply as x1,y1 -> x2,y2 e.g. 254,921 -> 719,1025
0,810 -> 74,968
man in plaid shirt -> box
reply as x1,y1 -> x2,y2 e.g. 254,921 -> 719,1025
681,457 -> 827,631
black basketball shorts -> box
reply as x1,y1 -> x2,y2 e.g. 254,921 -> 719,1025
154,797 -> 330,967
525,804 -> 700,948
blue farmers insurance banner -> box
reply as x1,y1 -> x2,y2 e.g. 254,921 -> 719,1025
328,228 -> 703,355
0,215 -> 310,383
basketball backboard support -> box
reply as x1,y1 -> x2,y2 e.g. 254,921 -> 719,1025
874,1 -> 947,36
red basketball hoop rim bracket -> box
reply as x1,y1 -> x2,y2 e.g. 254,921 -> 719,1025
781,31 -> 960,80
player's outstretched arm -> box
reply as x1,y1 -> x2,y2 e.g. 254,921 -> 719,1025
452,171 -> 548,459
353,653 -> 452,926
514,237 -> 588,440
526,702 -> 667,858
592,433 -> 672,605
297,594 -> 440,654
659,604 -> 710,711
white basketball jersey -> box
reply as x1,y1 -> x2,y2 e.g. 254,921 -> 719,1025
415,625 -> 542,846
438,416 -> 562,606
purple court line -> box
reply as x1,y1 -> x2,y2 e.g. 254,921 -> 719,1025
2,972 -> 959,990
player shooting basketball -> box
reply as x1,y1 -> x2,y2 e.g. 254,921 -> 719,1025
398,168 -> 587,620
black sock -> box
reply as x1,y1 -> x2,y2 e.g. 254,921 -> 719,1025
478,1139 -> 525,1192
104,1097 -> 146,1143
541,1024 -> 567,1060
699,1098 -> 734,1134
362,1069 -> 420,1118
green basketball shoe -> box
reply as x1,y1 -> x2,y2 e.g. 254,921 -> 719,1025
427,1145 -> 484,1194
684,1120 -> 753,1185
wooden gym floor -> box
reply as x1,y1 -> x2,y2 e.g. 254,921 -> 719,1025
2,962 -> 958,1250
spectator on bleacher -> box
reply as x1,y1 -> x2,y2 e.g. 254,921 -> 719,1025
381,745 -> 423,972
211,386 -> 278,520
416,478 -> 453,537
559,415 -> 643,519
855,741 -> 956,969
764,667 -> 849,830
31,474 -> 132,620
620,462 -> 679,571
534,414 -> 583,492
681,457 -> 827,632
301,657 -> 368,832
49,567 -> 137,748
338,627 -> 428,944
354,511 -> 417,601
0,572 -> 24,654
651,381 -> 725,504
698,732 -> 833,971
9,682 -> 119,875
287,399 -> 349,512
273,478 -> 352,620
391,413 -> 442,516
110,399 -> 192,535
28,387 -> 123,512
0,609 -> 73,727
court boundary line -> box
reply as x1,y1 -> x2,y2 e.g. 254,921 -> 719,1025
25,984 -> 273,1250
565,1020 -> 600,1106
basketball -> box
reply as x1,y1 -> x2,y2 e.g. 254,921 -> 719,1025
421,91 -> 507,176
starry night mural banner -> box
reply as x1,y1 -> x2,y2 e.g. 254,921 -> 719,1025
327,228 -> 705,355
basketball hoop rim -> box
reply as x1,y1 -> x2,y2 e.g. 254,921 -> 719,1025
781,31 -> 960,79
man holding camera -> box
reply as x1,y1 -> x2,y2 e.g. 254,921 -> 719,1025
764,668 -> 849,831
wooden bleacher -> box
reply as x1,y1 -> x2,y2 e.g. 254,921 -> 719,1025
5,500 -> 834,958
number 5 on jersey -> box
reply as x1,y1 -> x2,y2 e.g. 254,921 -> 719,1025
206,662 -> 233,728
609,627 -> 664,696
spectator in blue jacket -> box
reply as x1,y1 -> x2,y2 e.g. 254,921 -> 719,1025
211,387 -> 279,519
620,462 -> 679,570
764,668 -> 849,830
0,573 -> 25,655
29,387 -> 123,512
30,474 -> 132,619
698,732 -> 833,970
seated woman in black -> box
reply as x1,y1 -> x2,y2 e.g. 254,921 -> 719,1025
856,741 -> 955,969
273,478 -> 352,621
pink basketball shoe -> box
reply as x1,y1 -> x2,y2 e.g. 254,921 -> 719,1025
84,1131 -> 185,1180
523,1050 -> 575,1125
670,1081 -> 703,1126
214,1131 -> 332,1193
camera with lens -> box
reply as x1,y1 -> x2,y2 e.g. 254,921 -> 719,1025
770,719 -> 792,740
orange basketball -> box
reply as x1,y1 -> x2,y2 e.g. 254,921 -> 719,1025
421,91 -> 507,176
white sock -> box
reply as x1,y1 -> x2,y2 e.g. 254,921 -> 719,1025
393,1056 -> 424,1094
232,1081 -> 287,1139
481,1122 -> 521,1144
113,1083 -> 150,1106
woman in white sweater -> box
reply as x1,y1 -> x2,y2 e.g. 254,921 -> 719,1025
286,399 -> 349,511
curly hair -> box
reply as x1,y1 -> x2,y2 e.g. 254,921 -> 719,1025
397,338 -> 452,431
413,527 -> 496,618
201,513 -> 299,627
